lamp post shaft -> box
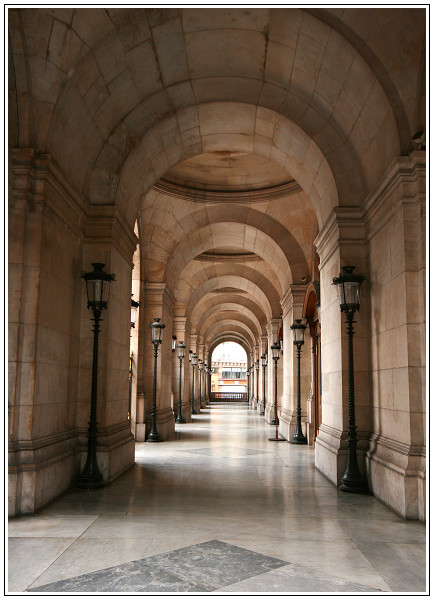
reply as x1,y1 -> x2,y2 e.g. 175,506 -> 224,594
146,343 -> 162,441
340,312 -> 367,492
270,362 -> 276,425
292,344 -> 307,444
256,368 -> 259,411
77,309 -> 104,488
176,357 -> 185,424
191,366 -> 196,414
261,365 -> 266,415
199,370 -> 202,409
274,359 -> 278,437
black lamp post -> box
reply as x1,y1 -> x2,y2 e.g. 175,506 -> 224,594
191,353 -> 198,414
246,369 -> 250,404
333,265 -> 368,493
269,342 -> 285,441
176,341 -> 186,424
146,317 -> 165,442
208,365 -> 211,404
203,364 -> 208,406
290,319 -> 308,444
198,360 -> 204,409
255,359 -> 259,411
260,353 -> 267,416
77,263 -> 115,489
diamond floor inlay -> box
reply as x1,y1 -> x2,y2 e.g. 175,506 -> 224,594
29,540 -> 288,592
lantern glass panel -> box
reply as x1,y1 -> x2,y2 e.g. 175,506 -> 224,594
261,354 -> 267,367
271,343 -> 280,360
149,318 -> 165,343
191,354 -> 198,366
131,306 -> 138,327
177,341 -> 186,359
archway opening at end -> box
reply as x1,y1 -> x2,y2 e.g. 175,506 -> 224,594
211,342 -> 248,401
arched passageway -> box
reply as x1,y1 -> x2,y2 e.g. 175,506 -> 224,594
9,6 -> 425,542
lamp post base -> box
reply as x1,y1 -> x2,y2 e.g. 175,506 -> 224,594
76,471 -> 104,489
339,475 -> 369,494
291,434 -> 307,444
270,418 -> 276,425
268,437 -> 286,442
175,415 -> 186,424
146,431 -> 163,442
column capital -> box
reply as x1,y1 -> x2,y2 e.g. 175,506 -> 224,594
281,284 -> 307,317
142,283 -> 175,313
173,316 -> 191,335
266,317 -> 281,338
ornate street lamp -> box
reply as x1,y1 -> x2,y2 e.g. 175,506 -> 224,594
146,317 -> 165,442
260,353 -> 267,416
269,342 -> 285,442
191,353 -> 198,415
290,319 -> 308,444
255,359 -> 259,411
198,360 -> 204,409
78,263 -> 115,488
332,265 -> 368,493
175,341 -> 186,424
203,364 -> 208,406
130,295 -> 140,329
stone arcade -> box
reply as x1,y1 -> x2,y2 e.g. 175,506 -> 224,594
9,7 -> 425,528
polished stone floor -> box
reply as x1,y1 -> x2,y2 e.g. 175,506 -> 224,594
8,407 -> 426,593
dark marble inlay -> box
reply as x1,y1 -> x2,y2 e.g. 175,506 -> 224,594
29,540 -> 288,593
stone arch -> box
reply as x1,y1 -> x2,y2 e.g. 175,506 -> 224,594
199,310 -> 261,342
178,265 -> 282,317
190,294 -> 268,332
164,221 -> 306,293
115,103 -> 340,228
209,336 -> 252,364
203,320 -> 257,349
196,304 -> 264,341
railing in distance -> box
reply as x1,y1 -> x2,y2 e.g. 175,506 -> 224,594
210,392 -> 247,402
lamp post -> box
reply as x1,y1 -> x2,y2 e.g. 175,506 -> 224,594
269,342 -> 285,441
146,317 -> 165,442
78,263 -> 115,488
203,364 -> 208,407
332,265 -> 368,493
255,359 -> 259,411
246,369 -> 250,404
290,319 -> 308,444
198,360 -> 204,409
260,353 -> 267,416
191,353 -> 198,414
176,341 -> 186,424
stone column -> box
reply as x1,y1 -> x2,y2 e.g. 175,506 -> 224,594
314,206 -> 370,487
265,318 -> 281,424
258,334 -> 268,415
140,283 -> 176,440
190,334 -> 200,413
364,153 -> 425,519
172,317 -> 192,422
9,150 -> 88,515
279,285 -> 310,441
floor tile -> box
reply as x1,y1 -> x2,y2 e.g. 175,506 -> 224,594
8,537 -> 76,592
29,540 -> 287,593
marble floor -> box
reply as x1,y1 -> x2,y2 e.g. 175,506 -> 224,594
8,407 -> 426,594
